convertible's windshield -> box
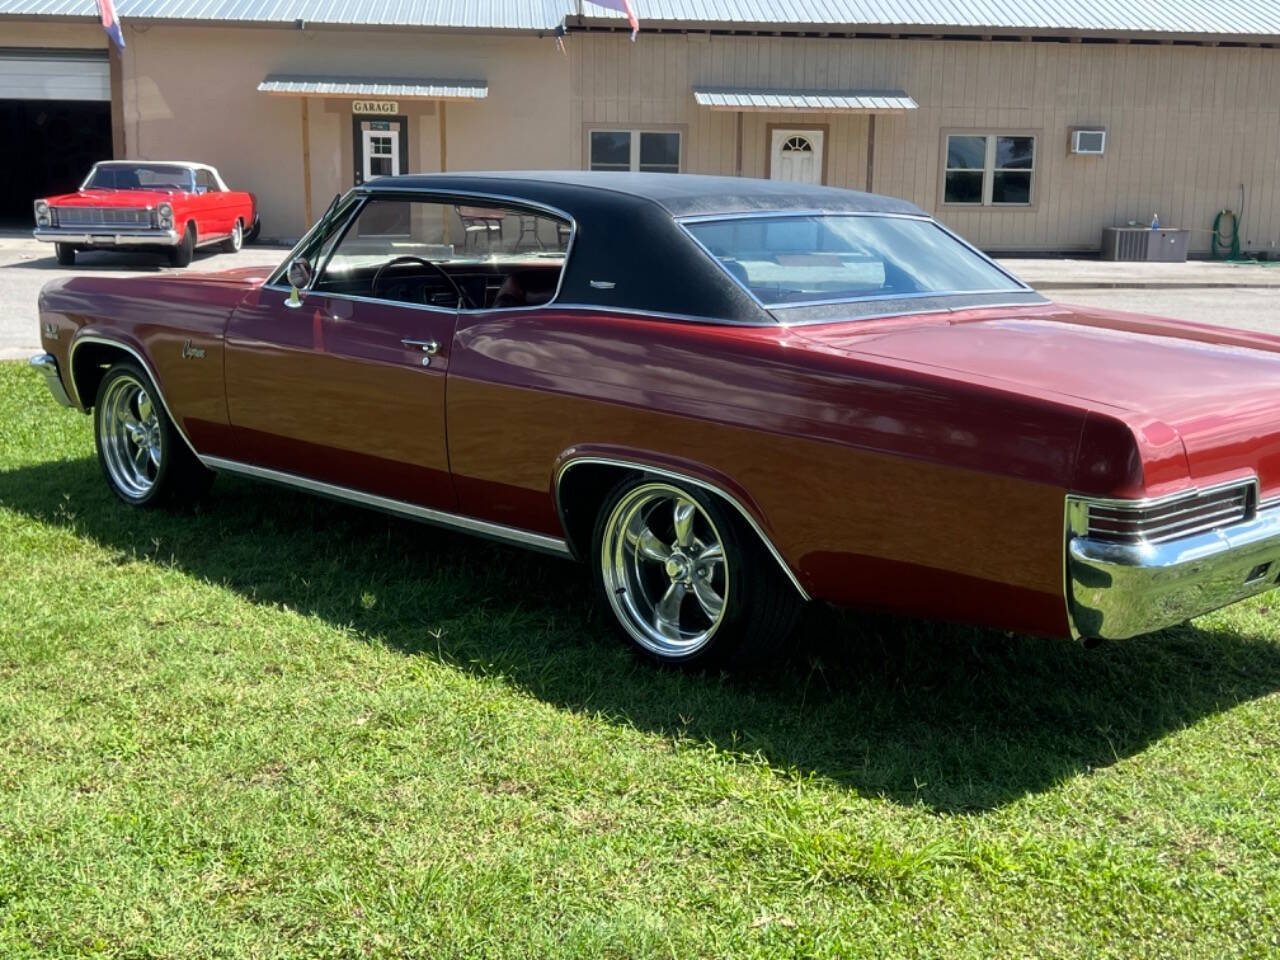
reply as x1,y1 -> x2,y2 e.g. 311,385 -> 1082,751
84,164 -> 195,192
684,214 -> 1024,308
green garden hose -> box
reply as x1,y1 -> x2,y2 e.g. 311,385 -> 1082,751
1212,208 -> 1241,260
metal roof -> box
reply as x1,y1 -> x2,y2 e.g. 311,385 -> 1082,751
0,0 -> 569,30
694,86 -> 917,112
583,1 -> 1280,38
258,74 -> 487,99
3,0 -> 1280,38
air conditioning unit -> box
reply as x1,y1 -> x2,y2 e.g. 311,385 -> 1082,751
1071,129 -> 1106,155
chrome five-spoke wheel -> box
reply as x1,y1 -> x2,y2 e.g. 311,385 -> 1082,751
600,482 -> 730,658
99,373 -> 163,499
93,361 -> 213,507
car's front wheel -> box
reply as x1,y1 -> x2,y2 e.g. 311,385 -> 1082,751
168,224 -> 195,267
94,362 -> 212,506
591,477 -> 801,668
55,243 -> 76,266
221,219 -> 243,254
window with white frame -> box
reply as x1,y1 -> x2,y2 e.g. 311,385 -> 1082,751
589,130 -> 681,173
943,134 -> 1035,206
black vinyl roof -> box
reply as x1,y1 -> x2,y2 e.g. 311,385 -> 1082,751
359,172 -> 928,323
364,171 -> 926,219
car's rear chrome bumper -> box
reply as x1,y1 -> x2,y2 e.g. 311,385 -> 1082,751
33,227 -> 180,247
1068,503 -> 1280,639
30,353 -> 74,408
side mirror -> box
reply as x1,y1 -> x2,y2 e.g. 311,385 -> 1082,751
285,258 -> 313,308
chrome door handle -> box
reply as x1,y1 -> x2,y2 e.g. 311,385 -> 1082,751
401,338 -> 440,355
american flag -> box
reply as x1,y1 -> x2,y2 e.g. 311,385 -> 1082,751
96,0 -> 126,50
586,0 -> 639,41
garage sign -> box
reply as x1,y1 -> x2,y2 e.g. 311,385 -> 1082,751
353,100 -> 399,115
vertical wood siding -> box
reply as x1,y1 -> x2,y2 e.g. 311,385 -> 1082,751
573,35 -> 1280,253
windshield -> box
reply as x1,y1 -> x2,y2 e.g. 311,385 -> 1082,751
85,164 -> 195,192
684,214 -> 1024,308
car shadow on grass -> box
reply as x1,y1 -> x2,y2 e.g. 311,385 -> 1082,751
3,455 -> 1279,814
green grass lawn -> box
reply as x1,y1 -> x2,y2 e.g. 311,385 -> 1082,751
1,360 -> 1278,958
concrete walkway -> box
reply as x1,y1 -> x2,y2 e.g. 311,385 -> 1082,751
998,257 -> 1280,290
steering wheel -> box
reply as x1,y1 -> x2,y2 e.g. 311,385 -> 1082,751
370,255 -> 472,308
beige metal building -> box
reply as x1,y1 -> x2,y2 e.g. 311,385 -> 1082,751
3,1 -> 1279,254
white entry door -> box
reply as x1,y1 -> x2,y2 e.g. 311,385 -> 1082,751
362,127 -> 401,181
770,129 -> 824,184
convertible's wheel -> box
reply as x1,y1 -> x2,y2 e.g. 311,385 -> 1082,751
94,362 -> 213,507
168,223 -> 195,268
55,243 -> 76,266
220,219 -> 243,254
592,477 -> 801,667
244,217 -> 261,244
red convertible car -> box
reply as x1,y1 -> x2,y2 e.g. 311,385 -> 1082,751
33,160 -> 258,268
29,173 -> 1280,667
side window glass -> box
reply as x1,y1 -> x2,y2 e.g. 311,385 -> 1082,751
314,197 -> 571,310
195,170 -> 217,194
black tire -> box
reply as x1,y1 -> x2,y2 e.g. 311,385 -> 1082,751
220,219 -> 243,254
590,475 -> 802,669
244,217 -> 261,245
168,223 -> 195,267
93,361 -> 213,508
55,243 -> 76,266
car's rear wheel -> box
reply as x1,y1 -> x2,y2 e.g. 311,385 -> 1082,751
244,216 -> 261,244
591,477 -> 801,668
55,243 -> 76,266
94,362 -> 212,507
221,219 -> 243,254
169,223 -> 195,267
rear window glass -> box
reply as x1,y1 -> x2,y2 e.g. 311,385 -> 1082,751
685,214 -> 1023,308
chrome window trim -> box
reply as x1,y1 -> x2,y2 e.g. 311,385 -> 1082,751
201,456 -> 572,557
270,187 -> 579,314
768,286 -> 1036,312
66,334 -> 202,460
554,455 -> 811,601
773,297 -> 1049,328
675,210 -> 1031,316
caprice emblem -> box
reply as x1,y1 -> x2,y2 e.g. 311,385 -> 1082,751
181,339 -> 206,360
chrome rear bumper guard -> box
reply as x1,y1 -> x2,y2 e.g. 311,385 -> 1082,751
33,227 -> 180,247
1068,503 -> 1280,639
30,353 -> 74,408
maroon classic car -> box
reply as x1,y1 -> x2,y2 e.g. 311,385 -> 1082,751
29,172 -> 1280,667
34,161 -> 258,268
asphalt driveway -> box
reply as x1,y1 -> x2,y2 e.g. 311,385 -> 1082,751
0,233 -> 285,359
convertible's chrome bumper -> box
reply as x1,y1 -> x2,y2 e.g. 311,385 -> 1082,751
33,227 -> 180,247
1068,503 -> 1280,639
30,353 -> 74,408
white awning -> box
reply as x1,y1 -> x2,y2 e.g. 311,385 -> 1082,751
258,75 -> 487,100
693,87 -> 917,113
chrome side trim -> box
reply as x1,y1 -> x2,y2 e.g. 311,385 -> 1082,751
29,353 -> 73,407
554,456 -> 811,601
201,457 -> 572,557
66,334 -> 202,459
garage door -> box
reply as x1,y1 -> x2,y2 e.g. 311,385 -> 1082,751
0,48 -> 109,101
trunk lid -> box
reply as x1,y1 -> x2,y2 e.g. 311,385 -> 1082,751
793,303 -> 1280,498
